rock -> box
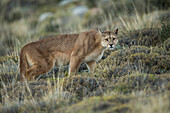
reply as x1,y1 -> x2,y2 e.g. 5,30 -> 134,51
59,0 -> 74,6
39,12 -> 53,22
72,6 -> 88,16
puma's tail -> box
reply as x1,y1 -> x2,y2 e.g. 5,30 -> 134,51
20,48 -> 28,81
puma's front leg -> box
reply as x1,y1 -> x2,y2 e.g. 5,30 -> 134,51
69,56 -> 82,75
86,61 -> 96,73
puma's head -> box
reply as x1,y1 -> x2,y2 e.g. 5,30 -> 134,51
98,27 -> 118,49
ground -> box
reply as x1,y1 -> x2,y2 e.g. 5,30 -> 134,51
0,0 -> 170,113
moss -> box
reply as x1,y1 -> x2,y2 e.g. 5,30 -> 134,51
159,21 -> 170,42
62,76 -> 105,98
110,104 -> 132,113
56,95 -> 132,113
119,27 -> 169,47
113,73 -> 170,94
94,46 -> 170,79
164,38 -> 170,51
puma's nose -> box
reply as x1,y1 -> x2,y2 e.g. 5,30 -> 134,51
109,44 -> 113,48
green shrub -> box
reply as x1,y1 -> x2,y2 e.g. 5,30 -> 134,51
113,73 -> 170,94
56,95 -> 132,113
159,21 -> 170,42
119,28 -> 161,47
164,38 -> 170,51
94,46 -> 170,78
150,0 -> 170,10
63,76 -> 105,98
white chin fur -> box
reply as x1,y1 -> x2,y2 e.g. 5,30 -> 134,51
109,47 -> 114,50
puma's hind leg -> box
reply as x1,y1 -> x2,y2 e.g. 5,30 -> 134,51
25,59 -> 55,80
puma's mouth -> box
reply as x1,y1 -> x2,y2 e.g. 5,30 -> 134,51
109,47 -> 114,50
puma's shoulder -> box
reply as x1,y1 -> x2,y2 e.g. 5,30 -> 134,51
80,30 -> 99,36
77,30 -> 101,43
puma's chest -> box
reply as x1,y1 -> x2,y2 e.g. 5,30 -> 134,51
84,50 -> 105,62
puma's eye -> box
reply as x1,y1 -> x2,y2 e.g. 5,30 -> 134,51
105,39 -> 108,41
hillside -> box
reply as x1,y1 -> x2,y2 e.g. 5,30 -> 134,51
0,0 -> 170,112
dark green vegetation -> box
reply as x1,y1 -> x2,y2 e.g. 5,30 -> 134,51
0,0 -> 170,113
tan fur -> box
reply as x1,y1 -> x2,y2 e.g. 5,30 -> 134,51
20,29 -> 118,81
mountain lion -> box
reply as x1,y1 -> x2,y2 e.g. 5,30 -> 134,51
20,28 -> 118,81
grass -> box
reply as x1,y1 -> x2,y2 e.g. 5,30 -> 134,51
0,0 -> 169,112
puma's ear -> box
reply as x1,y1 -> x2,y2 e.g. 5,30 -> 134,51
113,27 -> 118,35
97,29 -> 104,35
